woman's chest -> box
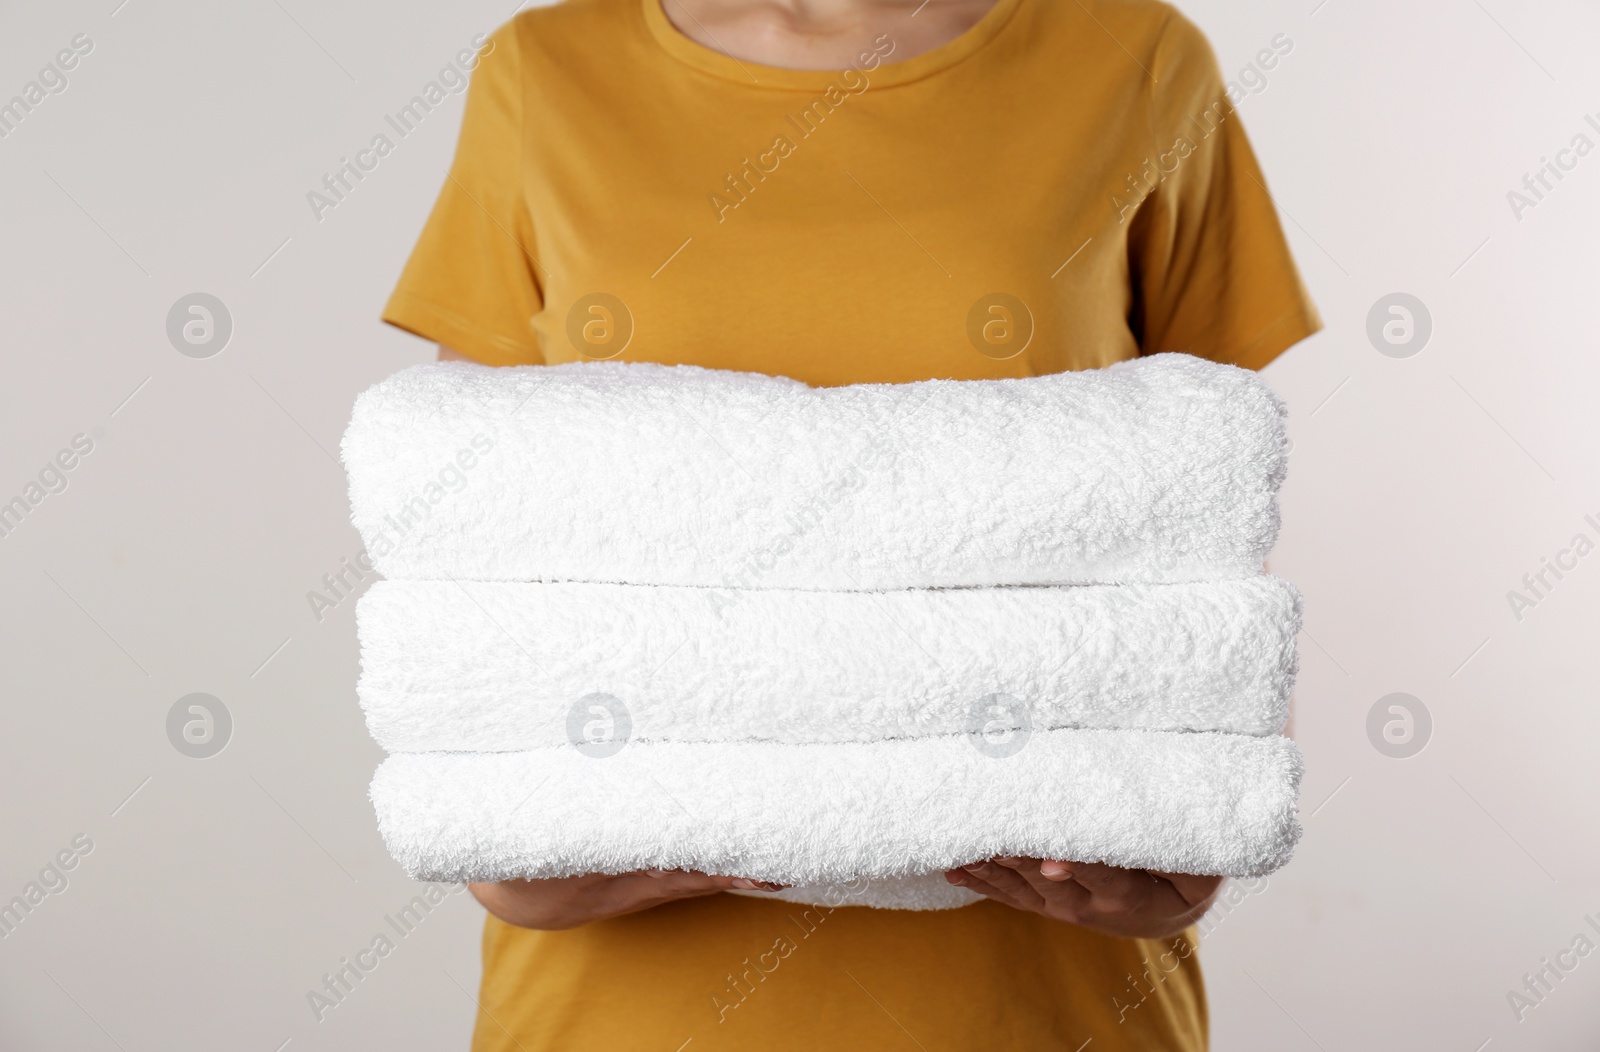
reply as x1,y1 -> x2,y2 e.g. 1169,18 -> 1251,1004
520,75 -> 1150,383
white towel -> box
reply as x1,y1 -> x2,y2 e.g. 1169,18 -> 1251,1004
356,576 -> 1301,751
368,728 -> 1303,909
341,353 -> 1287,590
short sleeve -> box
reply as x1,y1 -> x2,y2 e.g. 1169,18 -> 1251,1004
381,22 -> 544,365
1126,10 -> 1321,371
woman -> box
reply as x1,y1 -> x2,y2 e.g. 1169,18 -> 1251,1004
381,0 -> 1319,1047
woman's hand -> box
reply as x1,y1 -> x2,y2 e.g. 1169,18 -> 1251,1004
944,858 -> 1222,939
468,870 -> 784,930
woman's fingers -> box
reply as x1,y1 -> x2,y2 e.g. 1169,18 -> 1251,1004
998,859 -> 1187,924
1152,870 -> 1226,909
945,866 -> 1016,906
955,861 -> 1048,910
944,859 -> 1227,938
1041,861 -> 1205,907
726,874 -> 784,890
1039,859 -> 1076,881
999,858 -> 1092,917
1057,861 -> 1126,893
1055,862 -> 1157,915
632,869 -> 785,897
592,870 -> 723,915
1097,864 -> 1167,916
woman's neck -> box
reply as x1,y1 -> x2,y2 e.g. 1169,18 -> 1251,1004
660,0 -> 1000,70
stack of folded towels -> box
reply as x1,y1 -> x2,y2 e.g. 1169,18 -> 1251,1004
342,353 -> 1304,910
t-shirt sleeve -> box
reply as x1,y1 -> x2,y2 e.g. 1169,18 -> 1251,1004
380,21 -> 545,365
1126,9 -> 1321,371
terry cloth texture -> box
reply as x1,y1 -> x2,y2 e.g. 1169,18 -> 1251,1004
343,354 -> 1306,909
340,353 -> 1288,589
356,576 -> 1302,751
368,729 -> 1304,911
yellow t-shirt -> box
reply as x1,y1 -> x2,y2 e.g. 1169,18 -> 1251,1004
381,0 -> 1320,1047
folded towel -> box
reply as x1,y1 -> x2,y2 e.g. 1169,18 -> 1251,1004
341,353 -> 1287,589
368,728 -> 1303,909
356,576 -> 1301,751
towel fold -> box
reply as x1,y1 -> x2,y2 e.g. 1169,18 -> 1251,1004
341,353 -> 1287,590
368,728 -> 1303,909
357,576 -> 1301,751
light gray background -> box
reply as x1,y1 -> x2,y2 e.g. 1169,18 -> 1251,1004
2,0 -> 1596,1049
